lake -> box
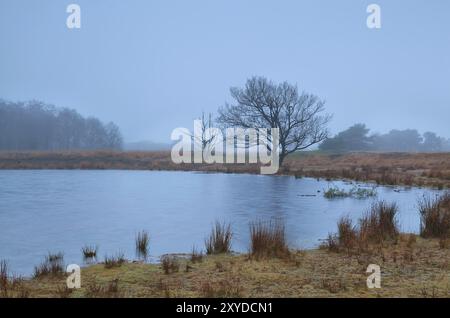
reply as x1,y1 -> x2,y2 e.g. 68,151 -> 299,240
0,170 -> 441,275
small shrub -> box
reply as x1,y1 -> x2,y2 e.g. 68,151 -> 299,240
418,192 -> 450,238
161,255 -> 180,274
135,230 -> 150,258
104,253 -> 126,269
205,222 -> 232,255
33,252 -> 64,278
249,220 -> 290,259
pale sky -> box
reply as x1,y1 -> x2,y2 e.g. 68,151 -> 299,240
1,0 -> 449,142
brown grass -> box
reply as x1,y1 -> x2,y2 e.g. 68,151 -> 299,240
249,220 -> 290,259
205,222 -> 233,255
1,151 -> 449,188
418,192 -> 450,238
33,253 -> 65,278
160,255 -> 180,274
190,246 -> 204,263
104,253 -> 126,269
135,230 -> 150,258
81,245 -> 98,261
11,235 -> 450,298
324,201 -> 399,253
359,201 -> 399,244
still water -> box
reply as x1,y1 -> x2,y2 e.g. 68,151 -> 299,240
0,170 -> 441,275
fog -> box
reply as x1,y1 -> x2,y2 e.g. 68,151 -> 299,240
1,0 -> 449,145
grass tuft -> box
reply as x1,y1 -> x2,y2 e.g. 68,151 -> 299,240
418,192 -> 450,238
190,246 -> 204,263
81,245 -> 98,261
249,220 -> 290,259
33,252 -> 64,278
104,253 -> 126,269
135,230 -> 150,258
160,255 -> 180,274
324,201 -> 399,252
205,222 -> 232,255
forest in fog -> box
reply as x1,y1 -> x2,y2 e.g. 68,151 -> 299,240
0,100 -> 123,151
319,124 -> 450,153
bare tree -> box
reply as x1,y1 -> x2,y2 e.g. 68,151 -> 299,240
217,76 -> 331,166
191,111 -> 218,155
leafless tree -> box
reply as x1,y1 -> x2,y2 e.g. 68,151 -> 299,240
191,112 -> 219,155
217,76 -> 331,166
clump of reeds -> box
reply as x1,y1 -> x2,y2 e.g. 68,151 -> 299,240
323,201 -> 399,252
359,201 -> 399,244
205,222 -> 232,255
81,245 -> 98,261
160,255 -> 180,274
337,216 -> 358,250
33,252 -> 65,278
104,253 -> 126,269
0,263 -> 30,298
135,230 -> 150,258
0,260 -> 8,294
190,246 -> 203,263
418,192 -> 450,238
249,220 -> 290,259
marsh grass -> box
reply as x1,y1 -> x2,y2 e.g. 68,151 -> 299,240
324,201 -> 399,252
359,201 -> 399,244
200,276 -> 243,297
0,260 -> 8,295
336,216 -> 358,250
104,253 -> 126,269
205,222 -> 232,255
85,278 -> 120,297
249,220 -> 290,259
135,230 -> 150,258
324,186 -> 377,199
190,246 -> 203,263
418,192 -> 450,238
160,255 -> 180,274
33,252 -> 64,278
81,245 -> 98,261
0,264 -> 29,298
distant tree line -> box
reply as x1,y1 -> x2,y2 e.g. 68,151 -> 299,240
0,100 -> 123,151
319,124 -> 450,153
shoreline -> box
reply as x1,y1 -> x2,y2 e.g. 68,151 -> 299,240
0,151 -> 449,189
3,234 -> 449,298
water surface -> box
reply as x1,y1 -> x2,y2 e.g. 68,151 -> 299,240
0,170 -> 440,275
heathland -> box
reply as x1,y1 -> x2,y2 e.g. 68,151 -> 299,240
0,151 -> 449,188
0,151 -> 449,298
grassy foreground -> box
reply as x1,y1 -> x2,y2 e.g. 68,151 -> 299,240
3,235 -> 449,298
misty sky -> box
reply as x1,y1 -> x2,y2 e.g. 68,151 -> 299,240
1,0 -> 449,143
